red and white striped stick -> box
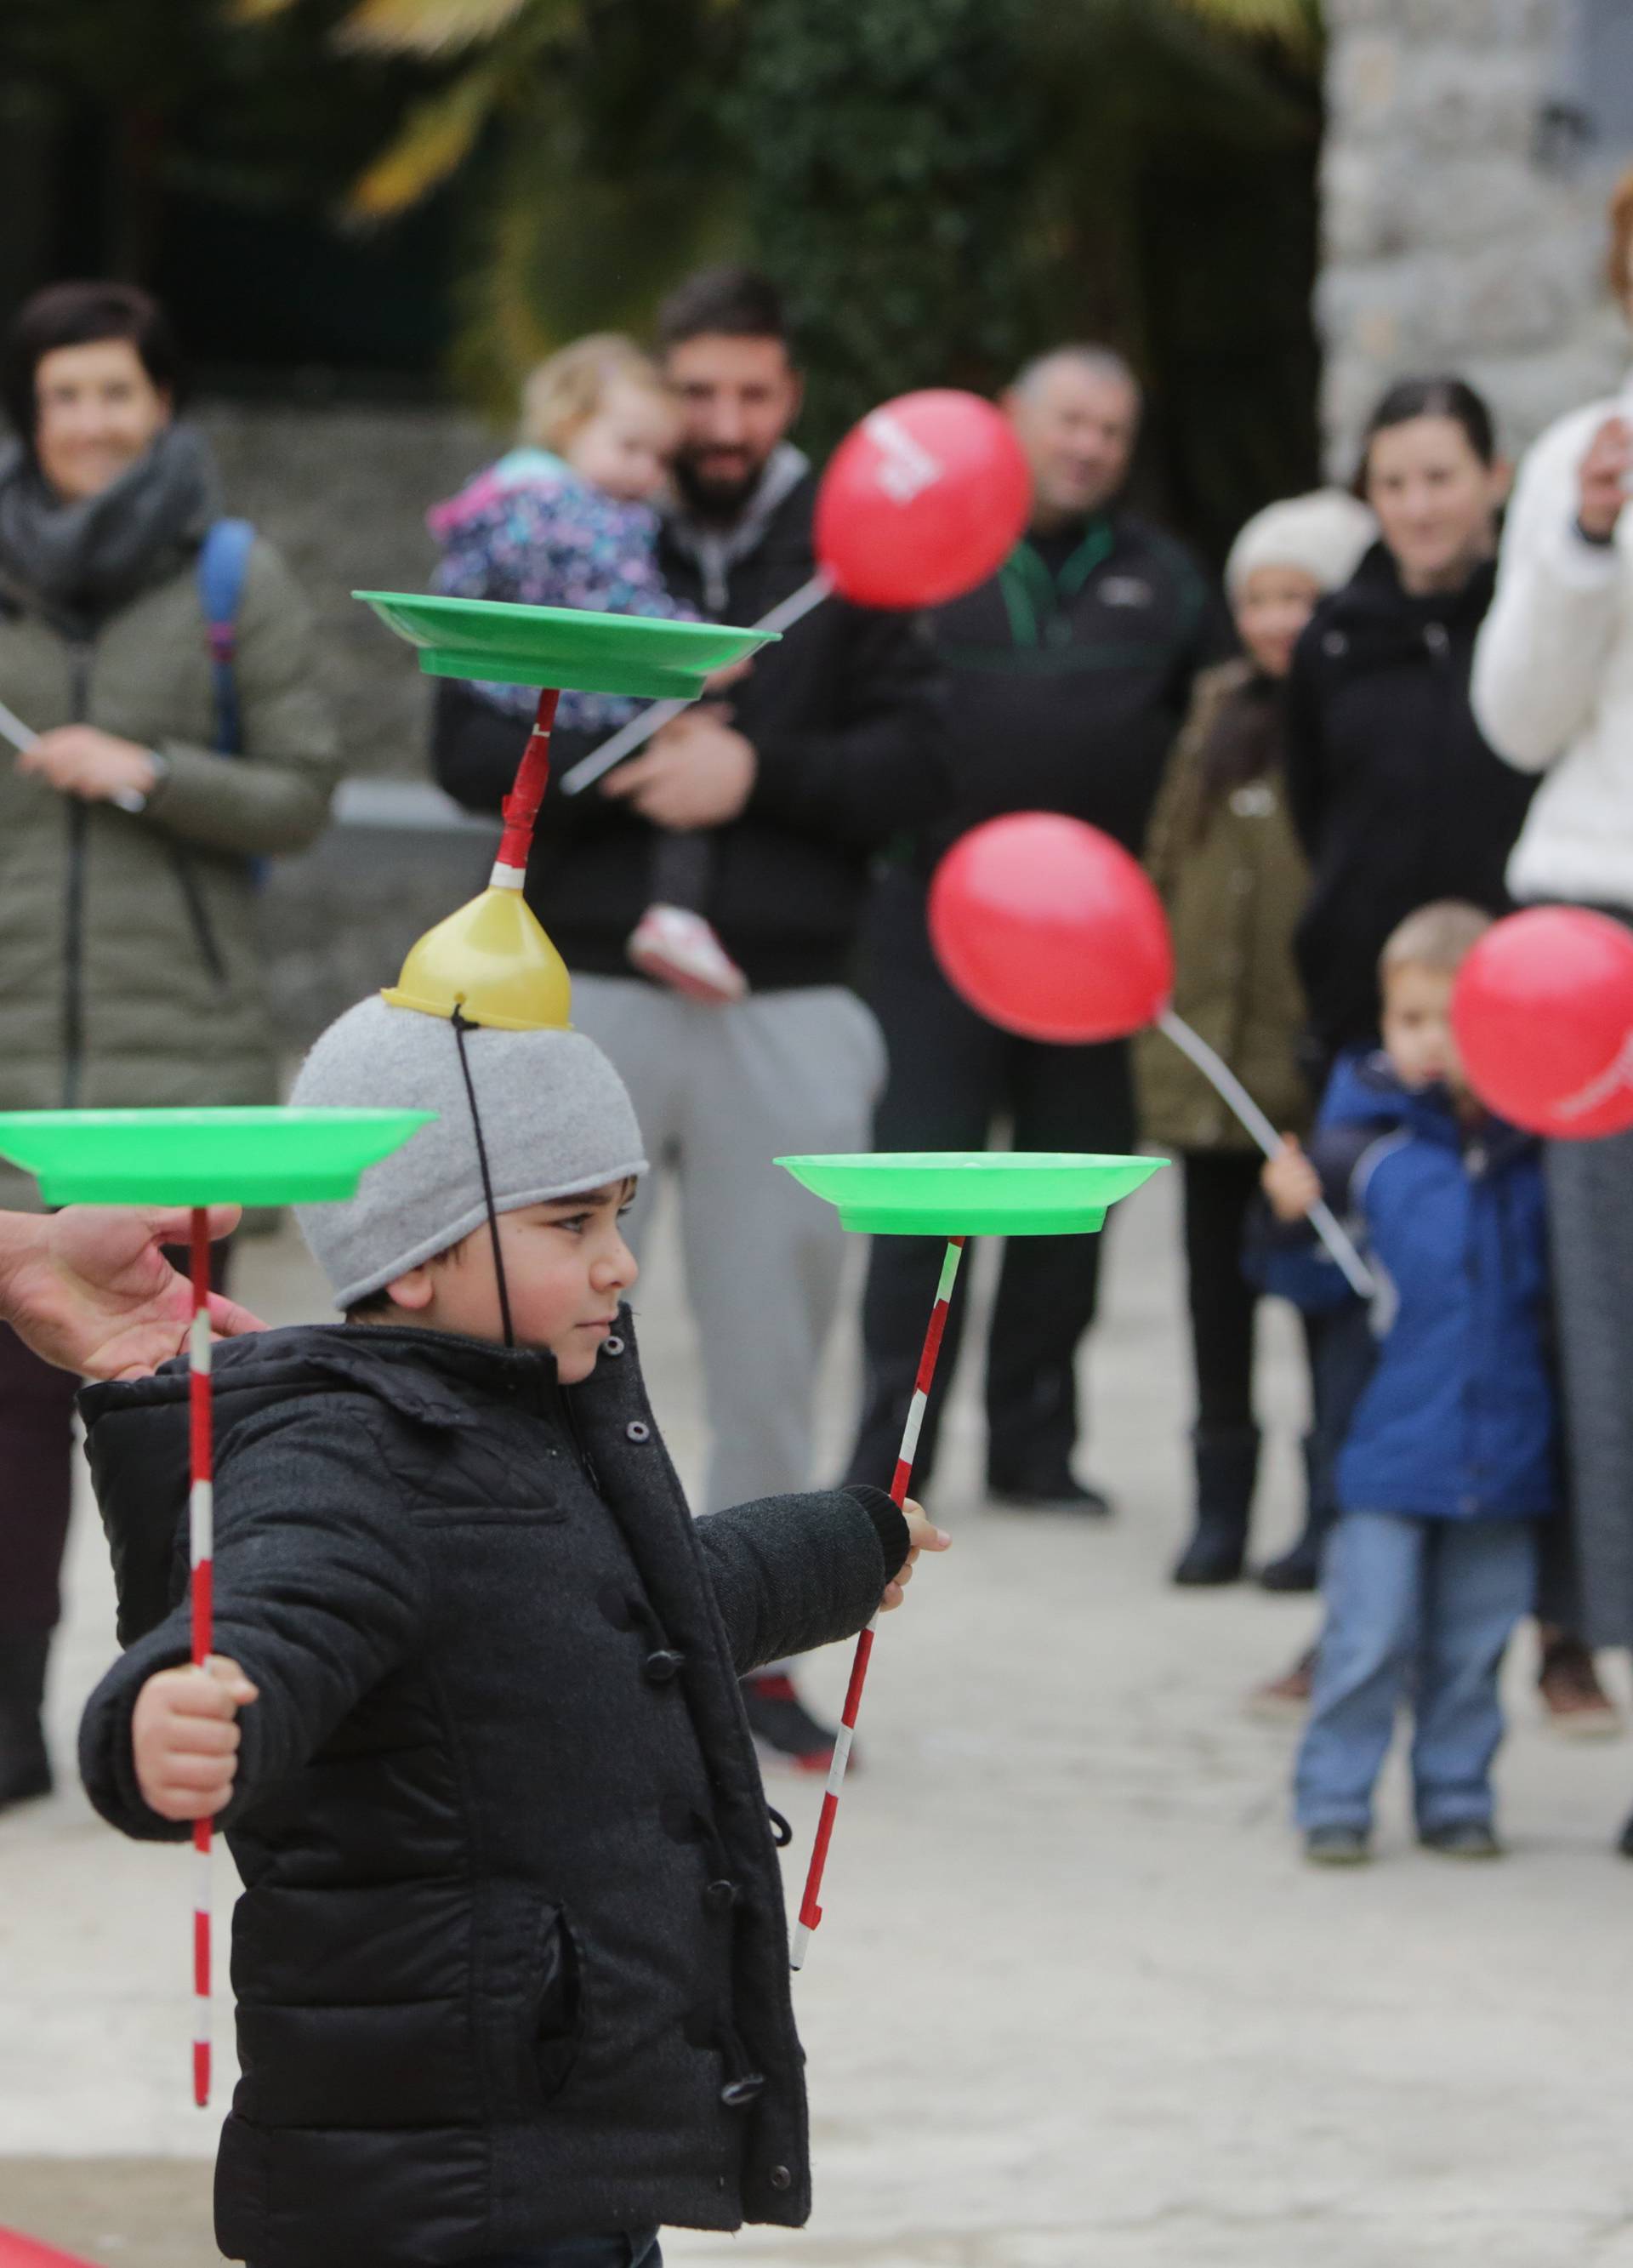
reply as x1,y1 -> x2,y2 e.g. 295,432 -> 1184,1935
187,1206 -> 213,2107
491,687 -> 560,892
790,1234 -> 965,1971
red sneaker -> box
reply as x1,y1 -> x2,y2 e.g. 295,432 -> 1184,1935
627,905 -> 748,1005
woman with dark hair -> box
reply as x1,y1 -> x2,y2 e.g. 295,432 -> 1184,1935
1140,489 -> 1374,1591
0,281 -> 339,1809
1286,373 -> 1616,1735
1285,377 -> 1533,1071
1474,167 -> 1633,1816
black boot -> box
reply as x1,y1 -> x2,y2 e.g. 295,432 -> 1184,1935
1172,1426 -> 1259,1586
1259,1434 -> 1336,1593
0,1632 -> 53,1811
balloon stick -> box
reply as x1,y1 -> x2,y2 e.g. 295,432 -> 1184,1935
188,1205 -> 214,2107
558,573 -> 833,799
0,695 -> 148,817
1156,1010 -> 1374,1298
0,694 -> 37,756
790,1233 -> 965,1973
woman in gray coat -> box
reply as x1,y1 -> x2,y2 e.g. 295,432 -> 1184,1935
0,281 -> 339,1809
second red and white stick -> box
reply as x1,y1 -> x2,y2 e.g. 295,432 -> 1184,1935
188,1205 -> 213,2108
790,1234 -> 965,1971
492,687 -> 560,887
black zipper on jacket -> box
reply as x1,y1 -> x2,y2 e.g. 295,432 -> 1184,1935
170,846 -> 228,986
60,644 -> 92,1107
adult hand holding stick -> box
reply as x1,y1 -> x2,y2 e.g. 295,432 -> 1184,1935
559,573 -> 830,799
0,1205 -> 262,1377
599,704 -> 758,829
0,692 -> 156,813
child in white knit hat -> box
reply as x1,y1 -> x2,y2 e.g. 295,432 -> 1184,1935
1136,489 -> 1375,1625
77,990 -> 947,2268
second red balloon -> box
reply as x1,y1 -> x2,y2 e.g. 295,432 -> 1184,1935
927,813 -> 1175,1046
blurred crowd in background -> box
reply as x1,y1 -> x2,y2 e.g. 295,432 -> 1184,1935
3,138 -> 1633,1868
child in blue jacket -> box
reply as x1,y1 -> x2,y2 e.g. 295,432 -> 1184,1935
1260,901 -> 1558,1864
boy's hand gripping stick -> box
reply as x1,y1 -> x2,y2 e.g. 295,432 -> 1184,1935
789,1234 -> 965,1972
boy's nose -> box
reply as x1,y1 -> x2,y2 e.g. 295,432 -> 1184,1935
594,1241 -> 639,1291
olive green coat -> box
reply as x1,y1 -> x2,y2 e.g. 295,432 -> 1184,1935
1135,659 -> 1311,1153
0,539 -> 339,1208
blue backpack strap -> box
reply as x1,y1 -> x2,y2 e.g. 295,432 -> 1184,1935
196,518 -> 255,755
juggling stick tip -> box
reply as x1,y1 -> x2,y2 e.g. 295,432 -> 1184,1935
0,2231 -> 109,2268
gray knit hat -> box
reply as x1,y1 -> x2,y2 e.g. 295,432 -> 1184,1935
1225,487 -> 1377,601
291,995 -> 648,1309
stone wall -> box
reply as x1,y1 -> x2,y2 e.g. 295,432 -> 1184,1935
1318,0 -> 1628,476
196,399 -> 495,780
194,400 -> 511,1048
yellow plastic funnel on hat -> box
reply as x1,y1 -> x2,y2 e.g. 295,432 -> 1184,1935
383,691 -> 572,1033
384,882 -> 572,1032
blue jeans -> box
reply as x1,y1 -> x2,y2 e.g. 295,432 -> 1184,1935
1295,1513 -> 1539,1834
467,2235 -> 662,2268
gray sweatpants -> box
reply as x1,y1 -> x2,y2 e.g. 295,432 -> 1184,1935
571,975 -> 886,1517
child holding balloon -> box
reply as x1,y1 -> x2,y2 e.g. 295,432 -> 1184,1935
1260,902 -> 1557,1864
1139,490 -> 1374,1592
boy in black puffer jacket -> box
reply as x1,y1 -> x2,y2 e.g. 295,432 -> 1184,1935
77,994 -> 946,2268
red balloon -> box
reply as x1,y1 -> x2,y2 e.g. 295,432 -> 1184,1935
814,389 -> 1031,611
929,814 -> 1174,1044
1451,907 -> 1633,1138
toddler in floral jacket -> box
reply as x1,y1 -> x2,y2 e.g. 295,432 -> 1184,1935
430,333 -> 746,1002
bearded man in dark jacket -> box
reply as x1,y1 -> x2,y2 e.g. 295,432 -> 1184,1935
433,269 -> 946,1769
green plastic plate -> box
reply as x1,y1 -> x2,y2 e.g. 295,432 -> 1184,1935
776,1151 -> 1168,1235
0,1108 -> 435,1206
354,590 -> 780,696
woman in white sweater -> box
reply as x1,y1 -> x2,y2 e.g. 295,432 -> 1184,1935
1472,163 -> 1633,1804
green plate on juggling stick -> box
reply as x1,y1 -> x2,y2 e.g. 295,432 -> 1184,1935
0,1108 -> 435,1206
776,1152 -> 1168,1236
354,590 -> 781,696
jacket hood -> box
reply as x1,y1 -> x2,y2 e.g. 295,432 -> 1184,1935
1318,1046 -> 1533,1163
79,1323 -> 572,1647
662,443 -> 811,610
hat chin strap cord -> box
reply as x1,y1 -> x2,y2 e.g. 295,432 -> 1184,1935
450,1008 -> 516,1350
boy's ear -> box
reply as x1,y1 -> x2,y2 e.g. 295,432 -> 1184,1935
382,1265 -> 435,1314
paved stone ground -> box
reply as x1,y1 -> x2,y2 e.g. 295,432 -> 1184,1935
6,1170 -> 1633,2266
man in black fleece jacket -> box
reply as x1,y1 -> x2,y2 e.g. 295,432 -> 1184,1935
847,346 -> 1226,1512
432,270 -> 944,1767
77,993 -> 945,2268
